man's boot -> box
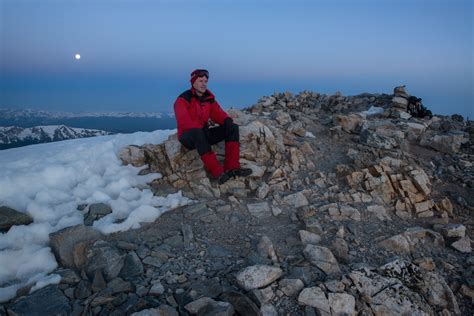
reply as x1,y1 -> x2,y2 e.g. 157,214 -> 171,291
201,151 -> 224,178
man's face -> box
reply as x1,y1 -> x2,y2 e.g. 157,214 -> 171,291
193,76 -> 208,95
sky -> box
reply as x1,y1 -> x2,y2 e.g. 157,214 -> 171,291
0,129 -> 189,302
0,0 -> 473,117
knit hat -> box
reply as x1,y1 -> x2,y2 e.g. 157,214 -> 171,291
190,69 -> 209,85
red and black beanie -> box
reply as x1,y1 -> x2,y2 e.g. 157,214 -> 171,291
190,69 -> 209,85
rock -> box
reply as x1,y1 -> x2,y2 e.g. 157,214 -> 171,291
252,286 -> 274,305
394,85 -> 409,97
56,268 -> 81,285
247,202 -> 272,218
131,306 -> 179,316
330,238 -> 349,262
378,227 -> 444,255
324,280 -> 345,293
85,240 -> 125,281
414,257 -> 436,271
367,204 -> 391,221
322,204 -> 361,221
288,121 -> 306,137
299,230 -> 321,245
404,122 -> 427,141
421,271 -> 461,314
260,304 -> 278,316
434,224 -> 466,239
107,277 -> 134,294
420,132 -> 468,153
91,269 -> 107,292
278,278 -> 304,297
349,269 -> 432,315
327,293 -> 355,315
219,291 -> 261,316
119,145 -> 146,166
274,111 -> 292,125
283,191 -> 309,208
49,224 -> 103,268
303,244 -> 341,275
0,205 -> 33,232
256,183 -> 270,199
74,279 -> 92,299
149,282 -> 165,296
236,265 -> 283,291
451,237 -> 472,253
271,205 -> 282,217
392,96 -> 408,108
334,114 -> 365,133
84,203 -> 112,226
119,251 -> 144,278
7,285 -> 71,316
297,287 -> 331,315
414,200 -> 435,217
184,297 -> 234,315
257,235 -> 278,263
438,198 -> 454,216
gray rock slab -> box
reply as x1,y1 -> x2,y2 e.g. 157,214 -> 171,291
278,278 -> 304,297
303,244 -> 341,275
283,192 -> 309,208
297,287 -> 331,315
0,205 -> 33,232
120,251 -> 144,278
49,224 -> 103,268
8,285 -> 71,316
327,293 -> 355,315
219,291 -> 261,316
247,202 -> 271,218
85,240 -> 125,281
236,264 -> 283,291
451,237 -> 472,253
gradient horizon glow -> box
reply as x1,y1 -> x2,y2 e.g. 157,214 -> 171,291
1,0 -> 473,117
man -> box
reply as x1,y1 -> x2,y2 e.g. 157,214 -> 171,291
173,69 -> 252,184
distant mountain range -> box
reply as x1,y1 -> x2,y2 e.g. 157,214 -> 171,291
0,108 -> 178,135
0,108 -> 175,119
0,125 -> 114,149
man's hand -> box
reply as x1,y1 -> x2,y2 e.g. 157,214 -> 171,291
224,117 -> 234,129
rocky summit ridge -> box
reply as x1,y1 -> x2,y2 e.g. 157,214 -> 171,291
1,86 -> 473,315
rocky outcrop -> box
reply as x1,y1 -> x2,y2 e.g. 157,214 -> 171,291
3,86 -> 472,315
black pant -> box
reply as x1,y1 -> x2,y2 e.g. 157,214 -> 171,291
179,124 -> 239,156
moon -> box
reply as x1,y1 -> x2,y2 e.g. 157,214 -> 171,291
75,54 -> 81,60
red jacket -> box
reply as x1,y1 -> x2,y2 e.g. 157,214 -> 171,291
174,88 -> 229,139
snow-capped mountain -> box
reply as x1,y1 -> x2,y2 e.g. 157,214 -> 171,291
0,125 -> 113,149
0,108 -> 174,119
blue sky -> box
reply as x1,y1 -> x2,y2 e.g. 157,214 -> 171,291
1,0 -> 472,117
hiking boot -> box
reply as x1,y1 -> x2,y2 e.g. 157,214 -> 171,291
232,168 -> 253,177
218,171 -> 233,184
218,168 -> 252,185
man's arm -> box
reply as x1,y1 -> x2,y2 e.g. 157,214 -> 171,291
174,98 -> 202,132
209,100 -> 230,125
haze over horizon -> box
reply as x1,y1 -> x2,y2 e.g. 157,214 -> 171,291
1,0 -> 473,118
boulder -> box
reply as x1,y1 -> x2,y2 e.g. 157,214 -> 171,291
0,205 -> 33,232
297,287 -> 331,315
303,244 -> 341,275
49,224 -> 103,268
85,240 -> 125,281
7,285 -> 71,316
236,265 -> 283,291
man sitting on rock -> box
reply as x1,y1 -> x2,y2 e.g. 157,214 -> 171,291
173,69 -> 252,184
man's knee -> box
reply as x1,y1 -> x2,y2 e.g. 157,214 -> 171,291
180,128 -> 211,155
225,123 -> 239,142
